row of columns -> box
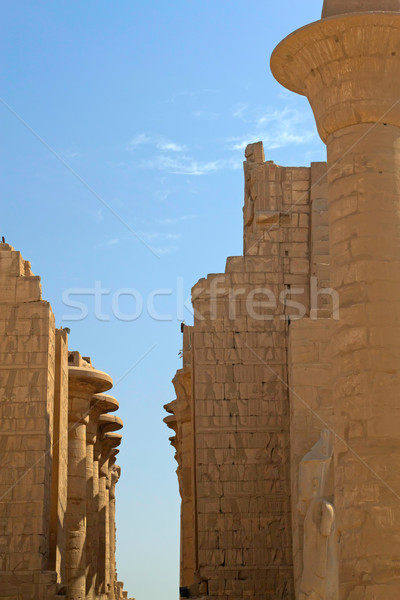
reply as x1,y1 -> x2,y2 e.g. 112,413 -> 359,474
67,365 -> 123,600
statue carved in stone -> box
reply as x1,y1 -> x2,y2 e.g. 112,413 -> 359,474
243,142 -> 265,230
298,430 -> 338,600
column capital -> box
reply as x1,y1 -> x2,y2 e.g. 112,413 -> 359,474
98,414 -> 123,436
271,11 -> 400,141
68,361 -> 113,424
100,433 -> 122,479
69,366 -> 113,398
87,394 -> 119,444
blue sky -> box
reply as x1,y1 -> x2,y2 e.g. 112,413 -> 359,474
1,1 -> 326,598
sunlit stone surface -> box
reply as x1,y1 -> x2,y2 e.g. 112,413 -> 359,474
0,243 -> 134,599
166,0 -> 400,598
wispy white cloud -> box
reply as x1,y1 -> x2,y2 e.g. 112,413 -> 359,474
127,133 -> 153,147
228,105 -> 317,152
159,215 -> 197,225
139,154 -> 241,176
94,236 -> 129,251
58,148 -> 84,160
230,131 -> 315,151
127,133 -> 187,152
155,188 -> 171,202
139,231 -> 182,242
157,141 -> 187,152
192,109 -> 219,120
127,103 -> 315,179
136,231 -> 183,255
171,89 -> 219,105
150,245 -> 179,255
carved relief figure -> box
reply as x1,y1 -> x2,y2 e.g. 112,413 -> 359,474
243,142 -> 265,230
298,430 -> 338,600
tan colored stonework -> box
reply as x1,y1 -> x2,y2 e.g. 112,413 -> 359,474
166,0 -> 400,598
288,319 -> 335,596
164,325 -> 196,591
0,242 -> 134,599
272,0 -> 400,597
167,154 -> 324,598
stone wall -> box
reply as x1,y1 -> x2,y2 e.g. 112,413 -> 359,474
167,0 -> 400,597
0,242 -> 134,600
167,143 -> 330,600
0,245 -> 55,578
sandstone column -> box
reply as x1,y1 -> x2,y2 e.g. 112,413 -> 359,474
272,2 -> 400,598
49,328 -> 69,582
67,360 -> 112,600
86,394 -> 119,599
97,417 -> 123,597
108,462 -> 121,600
93,436 -> 102,595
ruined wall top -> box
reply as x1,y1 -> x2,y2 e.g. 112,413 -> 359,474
68,350 -> 93,369
322,0 -> 400,18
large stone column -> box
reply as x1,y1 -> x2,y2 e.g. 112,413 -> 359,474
67,361 -> 112,600
272,2 -> 400,598
97,417 -> 123,597
108,462 -> 121,600
86,394 -> 119,599
93,436 -> 103,595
